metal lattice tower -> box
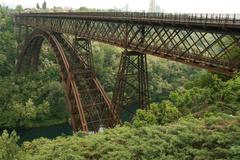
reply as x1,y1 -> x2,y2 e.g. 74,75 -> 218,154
112,50 -> 149,120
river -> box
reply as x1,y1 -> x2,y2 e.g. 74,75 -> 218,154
1,104 -> 139,144
15,123 -> 72,144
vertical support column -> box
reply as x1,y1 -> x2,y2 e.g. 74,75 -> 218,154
112,50 -> 150,120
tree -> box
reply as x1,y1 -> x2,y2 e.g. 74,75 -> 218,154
15,5 -> 23,13
150,101 -> 181,124
78,7 -> 89,12
42,1 -> 47,9
36,3 -> 40,9
0,130 -> 19,159
132,109 -> 157,127
133,101 -> 180,127
0,53 -> 8,76
17,114 -> 240,159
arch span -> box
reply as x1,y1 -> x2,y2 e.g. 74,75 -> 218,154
16,30 -> 119,132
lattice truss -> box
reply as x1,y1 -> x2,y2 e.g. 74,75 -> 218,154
112,51 -> 149,119
17,15 -> 240,75
54,34 -> 119,132
51,19 -> 240,73
18,16 -> 240,74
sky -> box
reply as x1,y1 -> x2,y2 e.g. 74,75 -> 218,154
0,0 -> 240,14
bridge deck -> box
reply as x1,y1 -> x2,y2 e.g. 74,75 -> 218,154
16,12 -> 240,32
15,12 -> 240,75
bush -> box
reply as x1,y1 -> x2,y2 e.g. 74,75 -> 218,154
16,114 -> 240,160
0,130 -> 19,160
133,101 -> 180,127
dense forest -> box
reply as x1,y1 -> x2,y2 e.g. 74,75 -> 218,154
0,5 -> 240,159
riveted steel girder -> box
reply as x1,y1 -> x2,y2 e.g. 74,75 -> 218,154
15,12 -> 240,76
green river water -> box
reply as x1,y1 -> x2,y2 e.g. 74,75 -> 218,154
1,104 -> 139,144
16,123 -> 73,144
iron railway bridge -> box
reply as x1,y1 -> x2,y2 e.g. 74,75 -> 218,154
14,12 -> 240,132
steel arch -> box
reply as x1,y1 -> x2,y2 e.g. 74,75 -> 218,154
16,29 -> 119,132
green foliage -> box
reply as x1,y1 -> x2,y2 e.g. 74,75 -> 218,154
219,75 -> 240,113
0,66 -> 68,128
15,5 -> 23,13
0,6 -> 13,31
0,53 -> 9,76
133,101 -> 180,127
150,101 -> 181,124
77,7 -> 121,12
3,114 -> 238,160
169,72 -> 240,116
13,99 -> 37,127
0,130 -> 19,159
132,109 -> 157,127
78,7 -> 93,12
0,6 -> 16,76
0,7 -> 67,129
170,87 -> 212,114
148,57 -> 198,102
92,42 -> 122,95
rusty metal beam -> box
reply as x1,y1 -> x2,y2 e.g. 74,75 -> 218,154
14,12 -> 240,75
16,30 -> 119,132
112,50 -> 149,120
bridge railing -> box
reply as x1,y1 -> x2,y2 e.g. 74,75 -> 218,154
87,12 -> 240,25
16,12 -> 240,26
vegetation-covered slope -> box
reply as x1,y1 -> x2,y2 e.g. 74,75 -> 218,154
1,70 -> 240,159
1,112 -> 240,159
